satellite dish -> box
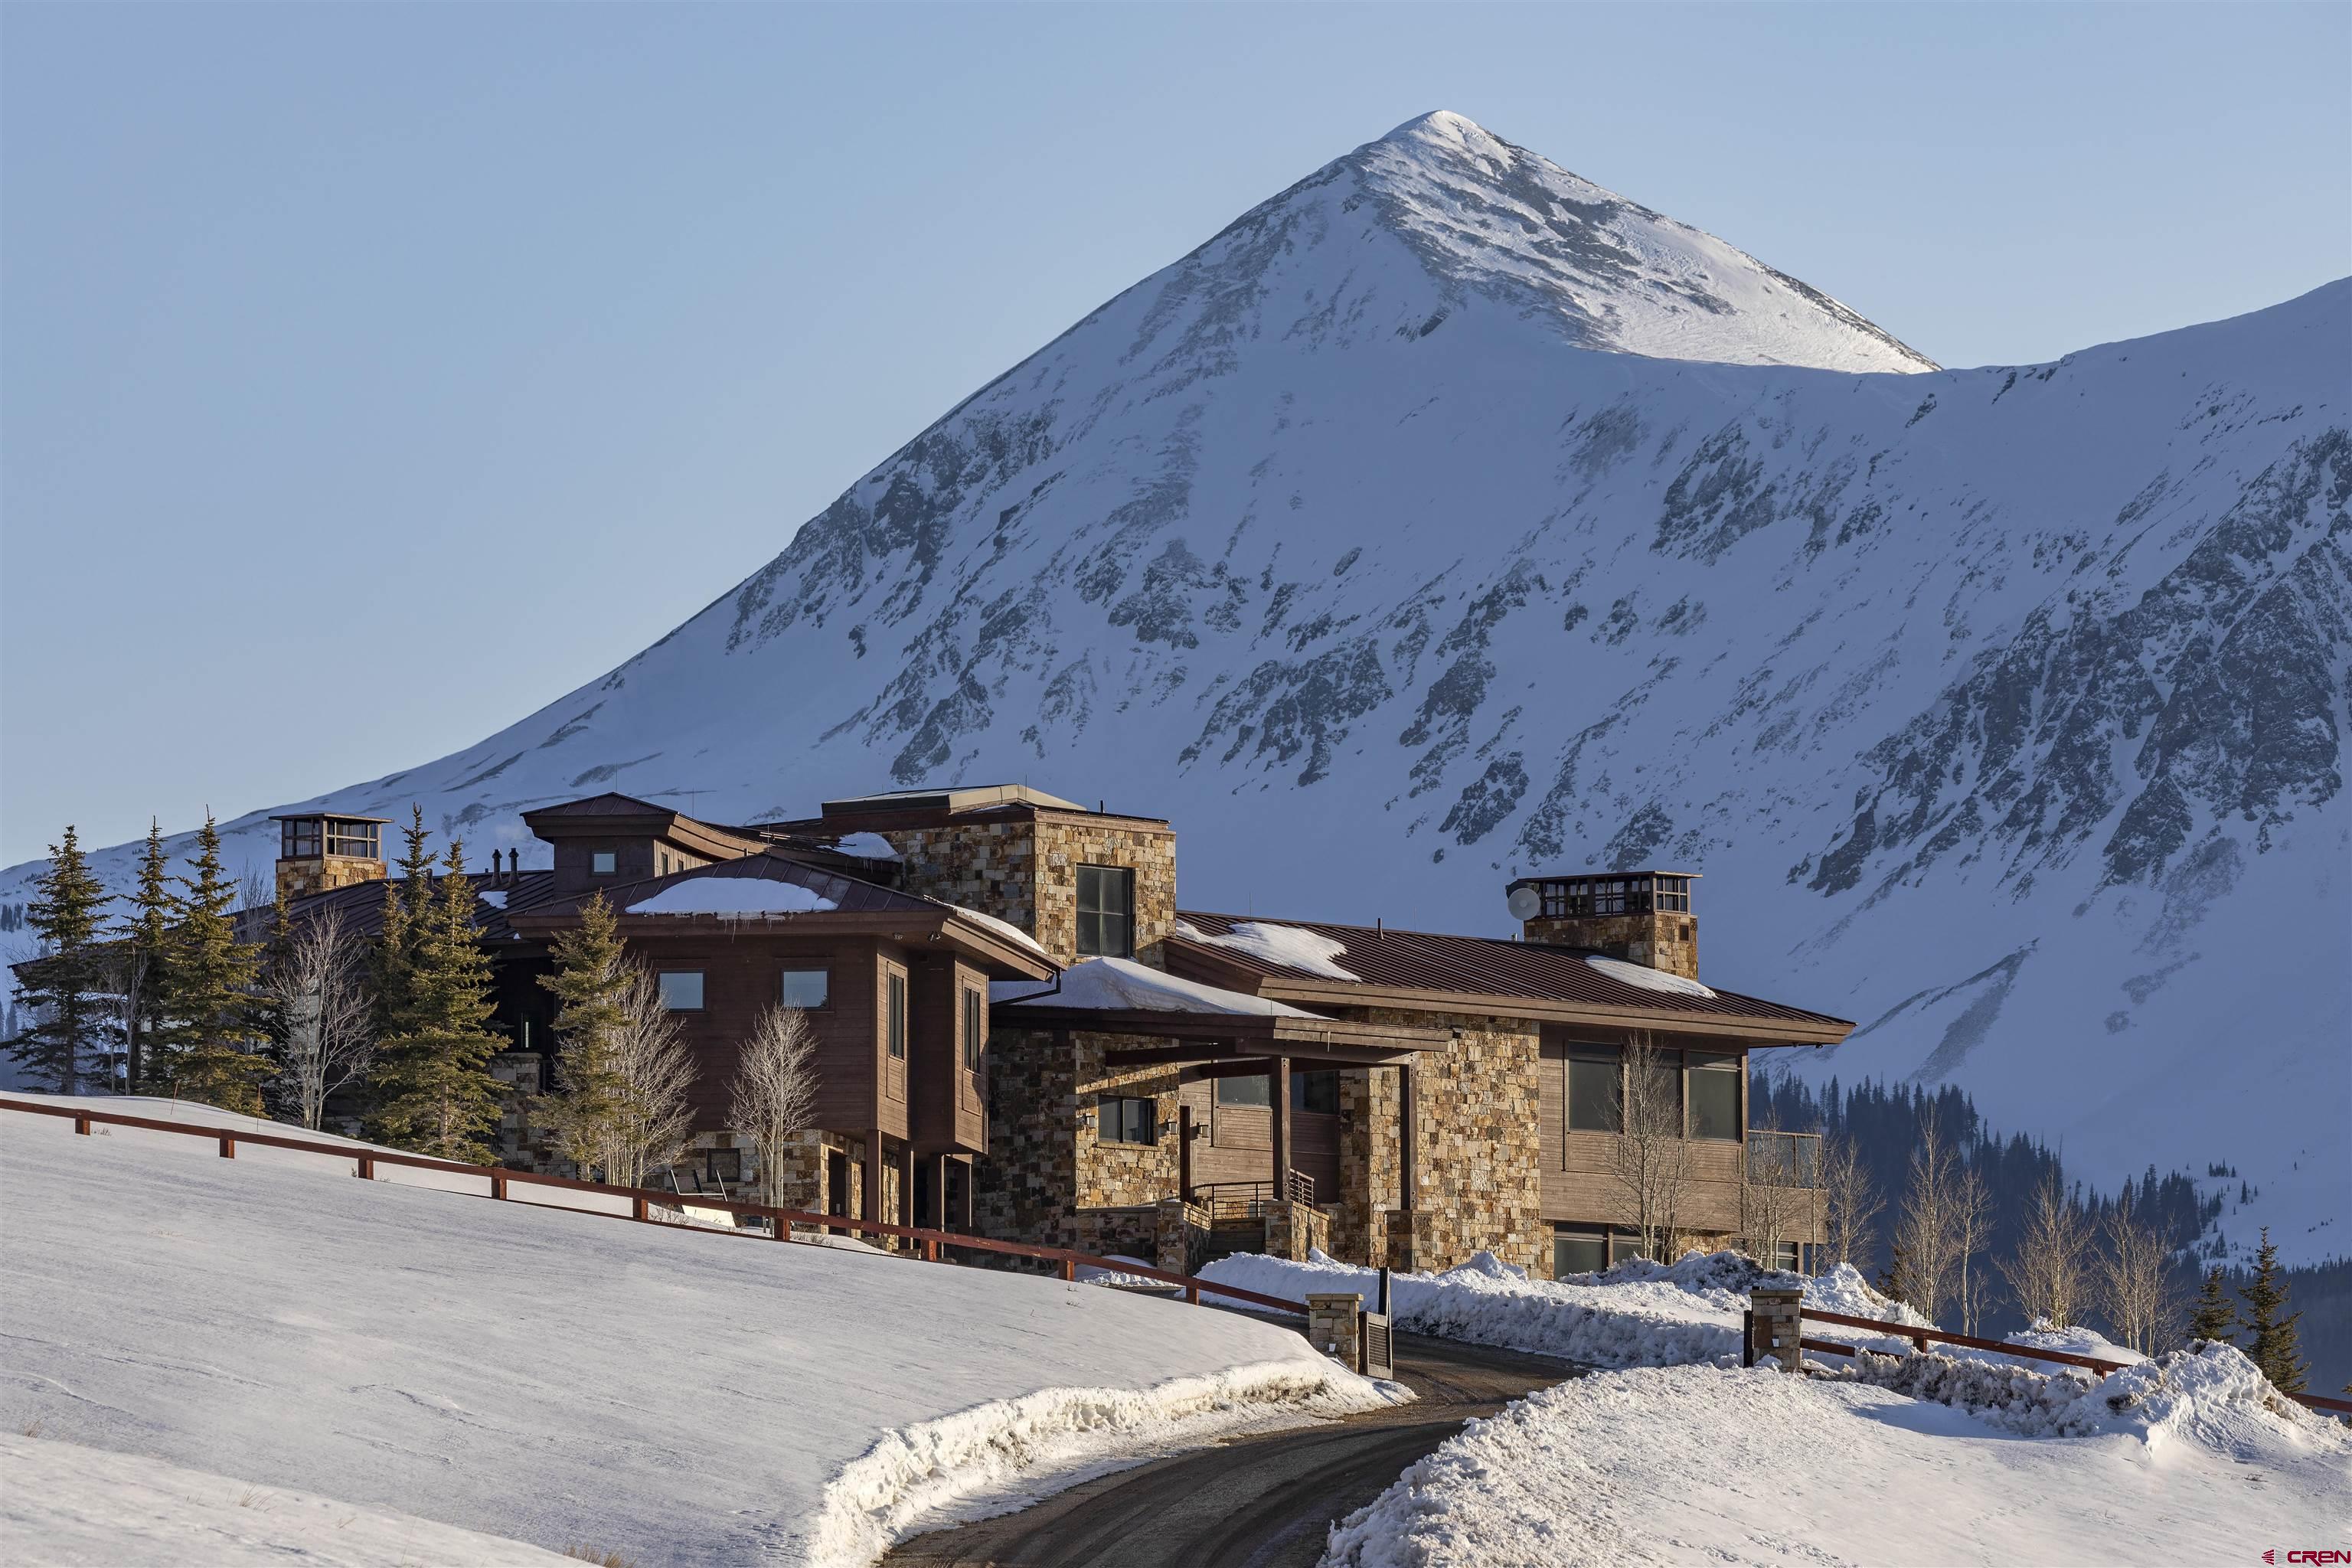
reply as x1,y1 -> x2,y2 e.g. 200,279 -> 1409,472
1506,886 -> 1542,922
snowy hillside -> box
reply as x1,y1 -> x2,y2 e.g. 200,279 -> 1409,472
6,111 -> 2346,1262
0,1107 -> 1391,1566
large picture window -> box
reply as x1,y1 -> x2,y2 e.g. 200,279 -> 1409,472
1215,1074 -> 1270,1107
1688,1051 -> 1742,1141
1099,1096 -> 1155,1145
1566,1046 -> 1621,1133
1075,864 -> 1135,958
886,972 -> 906,1059
1553,1226 -> 1606,1278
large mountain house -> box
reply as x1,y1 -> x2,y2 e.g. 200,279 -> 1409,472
250,784 -> 1853,1279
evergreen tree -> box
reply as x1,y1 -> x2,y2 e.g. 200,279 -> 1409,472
122,821 -> 175,1093
253,885 -> 299,1119
370,808 -> 437,1045
156,814 -> 268,1115
537,891 -> 630,1179
2238,1229 -> 2308,1395
2186,1265 -> 2238,1346
5,826 -> 110,1093
1876,1238 -> 1913,1307
369,843 -> 503,1161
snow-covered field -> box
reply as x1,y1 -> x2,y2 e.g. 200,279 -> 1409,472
0,1104 -> 1396,1567
1324,1351 -> 2350,1567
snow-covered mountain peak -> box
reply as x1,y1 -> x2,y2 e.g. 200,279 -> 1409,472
1339,110 -> 1939,374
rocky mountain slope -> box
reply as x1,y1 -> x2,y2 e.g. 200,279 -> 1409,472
9,113 -> 2346,1261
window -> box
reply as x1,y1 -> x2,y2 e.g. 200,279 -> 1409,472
1100,1096 -> 1155,1145
658,971 -> 704,1011
706,1148 -> 742,1187
591,851 -> 617,876
325,819 -> 380,858
1553,1227 -> 1606,1278
886,972 -> 906,1059
1075,864 -> 1135,958
1215,1074 -> 1270,1107
1292,1070 -> 1339,1114
1609,1230 -> 1651,1267
281,819 -> 322,859
962,988 -> 983,1070
1688,1051 -> 1742,1141
1566,1046 -> 1622,1133
658,852 -> 670,877
781,969 -> 829,1009
1635,1050 -> 1684,1138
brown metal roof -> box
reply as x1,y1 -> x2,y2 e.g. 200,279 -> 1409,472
1167,910 -> 1852,1038
519,850 -> 937,924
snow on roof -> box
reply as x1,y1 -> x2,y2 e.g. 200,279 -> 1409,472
991,957 -> 1328,1018
949,905 -> 1050,960
629,880 -> 838,916
1173,920 -> 1360,981
833,831 -> 900,861
477,889 -> 508,910
1584,954 -> 1716,1000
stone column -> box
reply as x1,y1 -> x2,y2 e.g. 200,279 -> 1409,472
864,1129 -> 884,1227
1306,1293 -> 1363,1365
1750,1287 -> 1803,1372
1271,1056 -> 1292,1198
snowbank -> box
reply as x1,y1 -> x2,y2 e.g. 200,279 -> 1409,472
1171,920 -> 1359,980
1325,1360 -> 2350,1568
0,1106 -> 1392,1567
1200,1250 -> 1927,1369
995,957 -> 1326,1018
0,1432 -> 578,1566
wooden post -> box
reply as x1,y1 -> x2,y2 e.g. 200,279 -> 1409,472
924,1235 -> 939,1262
490,1174 -> 508,1200
355,1156 -> 374,1181
1396,1064 -> 1415,1215
1060,1256 -> 1076,1283
217,1134 -> 236,1159
1185,1282 -> 1200,1305
632,1195 -> 649,1222
897,1143 -> 915,1250
864,1130 -> 884,1229
1271,1056 -> 1292,1200
954,1155 -> 975,1232
1177,1103 -> 1193,1204
923,1152 -> 947,1233
72,1114 -> 90,1135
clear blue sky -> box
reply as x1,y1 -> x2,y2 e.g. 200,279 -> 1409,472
5,2 -> 2346,868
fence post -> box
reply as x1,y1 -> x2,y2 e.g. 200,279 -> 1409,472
490,1174 -> 508,1200
1749,1287 -> 1802,1372
1742,1308 -> 1756,1368
217,1135 -> 235,1159
632,1196 -> 649,1223
73,1114 -> 90,1135
1185,1282 -> 1200,1305
354,1156 -> 374,1181
1060,1256 -> 1076,1282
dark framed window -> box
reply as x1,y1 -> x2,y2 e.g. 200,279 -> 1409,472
1075,864 -> 1135,958
1100,1096 -> 1155,1145
1688,1051 -> 1742,1141
281,819 -> 322,859
781,969 -> 830,1009
325,819 -> 380,858
886,972 -> 906,1059
591,851 -> 617,876
1609,1230 -> 1651,1266
1291,1070 -> 1339,1114
962,988 -> 983,1070
706,1148 -> 742,1186
658,971 -> 704,1011
1566,1046 -> 1622,1133
1216,1074 -> 1270,1107
1553,1227 -> 1606,1278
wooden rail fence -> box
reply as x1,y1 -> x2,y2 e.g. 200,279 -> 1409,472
0,1097 -> 1310,1319
1783,1302 -> 2352,1416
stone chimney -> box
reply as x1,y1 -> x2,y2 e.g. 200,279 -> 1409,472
272,813 -> 390,902
1507,871 -> 1700,981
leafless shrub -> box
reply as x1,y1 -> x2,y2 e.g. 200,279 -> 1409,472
603,965 -> 696,1191
2000,1173 -> 2094,1328
264,904 -> 374,1130
1895,1115 -> 1960,1322
730,1005 -> 819,1210
1607,1031 -> 1691,1262
1819,1134 -> 1882,1272
2097,1188 -> 2181,1354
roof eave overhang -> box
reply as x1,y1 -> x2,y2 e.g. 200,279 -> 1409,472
1253,978 -> 1854,1044
505,907 -> 1054,979
997,1006 -> 1446,1059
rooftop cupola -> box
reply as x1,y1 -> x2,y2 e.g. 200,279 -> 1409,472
1505,871 -> 1700,981
272,812 -> 391,902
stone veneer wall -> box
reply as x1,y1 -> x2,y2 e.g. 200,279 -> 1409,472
879,813 -> 1176,968
1366,1008 -> 1547,1278
769,1128 -> 867,1220
1332,1067 -> 1400,1265
1522,911 -> 1698,980
975,1026 -> 1184,1250
274,855 -> 387,903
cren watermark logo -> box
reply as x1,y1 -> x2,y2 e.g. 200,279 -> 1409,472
2265,1551 -> 2352,1565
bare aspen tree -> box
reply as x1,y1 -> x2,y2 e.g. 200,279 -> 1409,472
605,964 -> 696,1190
1819,1134 -> 1882,1272
1895,1115 -> 1960,1322
2097,1189 -> 2180,1354
1999,1174 -> 2093,1328
266,904 -> 374,1129
1740,1109 -> 1802,1269
730,1004 -> 820,1212
1607,1032 -> 1691,1263
93,942 -> 153,1095
1951,1163 -> 1995,1335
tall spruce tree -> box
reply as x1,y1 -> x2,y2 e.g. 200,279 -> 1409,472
6,826 -> 109,1093
2186,1265 -> 2238,1346
2238,1229 -> 2308,1395
537,891 -> 630,1180
370,808 -> 438,1045
157,813 -> 268,1115
122,821 -> 175,1093
369,842 -> 504,1161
